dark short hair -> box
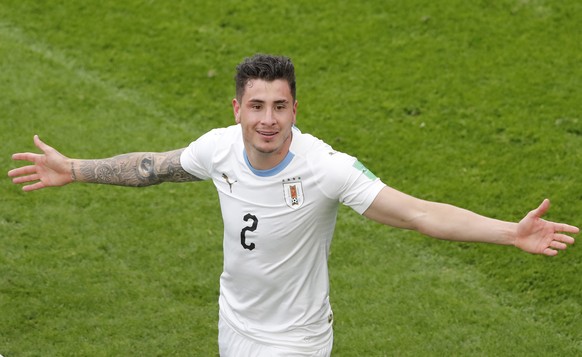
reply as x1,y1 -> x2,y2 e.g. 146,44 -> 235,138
234,54 -> 296,101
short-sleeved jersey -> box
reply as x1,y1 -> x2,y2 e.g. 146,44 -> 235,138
180,124 -> 385,351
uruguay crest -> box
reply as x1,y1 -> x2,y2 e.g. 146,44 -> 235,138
283,177 -> 304,209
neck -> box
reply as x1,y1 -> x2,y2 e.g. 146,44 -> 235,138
245,133 -> 293,170
244,147 -> 289,170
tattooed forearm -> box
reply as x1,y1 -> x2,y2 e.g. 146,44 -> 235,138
74,149 -> 201,187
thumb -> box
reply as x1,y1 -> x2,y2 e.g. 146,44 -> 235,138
530,199 -> 550,219
33,134 -> 52,153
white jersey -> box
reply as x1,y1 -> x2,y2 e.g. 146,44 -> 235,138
180,124 -> 385,351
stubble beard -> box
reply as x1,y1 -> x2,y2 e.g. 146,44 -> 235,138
252,129 -> 292,156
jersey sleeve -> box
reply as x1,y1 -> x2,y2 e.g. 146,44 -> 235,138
314,150 -> 386,215
180,128 -> 225,180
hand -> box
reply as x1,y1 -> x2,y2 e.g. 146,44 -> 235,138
515,199 -> 579,256
8,135 -> 74,191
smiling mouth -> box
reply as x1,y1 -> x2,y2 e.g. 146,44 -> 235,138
258,130 -> 278,137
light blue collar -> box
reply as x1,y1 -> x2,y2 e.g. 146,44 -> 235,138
243,150 -> 295,177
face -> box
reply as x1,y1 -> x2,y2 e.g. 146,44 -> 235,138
232,79 -> 297,170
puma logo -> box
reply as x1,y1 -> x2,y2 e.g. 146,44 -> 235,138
222,173 -> 238,193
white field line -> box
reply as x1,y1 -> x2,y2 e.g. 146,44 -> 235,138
0,20 -> 178,127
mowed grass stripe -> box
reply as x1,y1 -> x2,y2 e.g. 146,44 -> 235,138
0,20 -> 199,157
0,20 -> 174,124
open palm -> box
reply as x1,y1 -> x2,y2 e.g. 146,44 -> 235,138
515,199 -> 578,256
8,135 -> 73,191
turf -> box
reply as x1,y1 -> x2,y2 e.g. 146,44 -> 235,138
1,0 -> 581,355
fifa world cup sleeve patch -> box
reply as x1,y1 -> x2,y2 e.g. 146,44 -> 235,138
352,160 -> 378,180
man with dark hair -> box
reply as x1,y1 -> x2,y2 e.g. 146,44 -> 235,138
235,54 -> 296,101
8,54 -> 579,357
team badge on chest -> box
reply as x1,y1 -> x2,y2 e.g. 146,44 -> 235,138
282,177 -> 304,209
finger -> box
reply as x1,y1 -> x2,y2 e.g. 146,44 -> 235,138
22,181 -> 46,192
7,165 -> 38,177
554,223 -> 580,234
34,135 -> 52,153
554,233 -> 575,245
550,240 -> 568,250
12,174 -> 40,184
12,152 -> 42,162
543,247 -> 558,257
530,199 -> 550,219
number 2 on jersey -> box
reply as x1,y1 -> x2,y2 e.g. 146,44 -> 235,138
240,213 -> 258,250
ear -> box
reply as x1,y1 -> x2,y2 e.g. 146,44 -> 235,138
292,100 -> 298,125
232,98 -> 241,124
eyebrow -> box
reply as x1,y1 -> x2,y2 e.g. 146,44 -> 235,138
247,98 -> 289,104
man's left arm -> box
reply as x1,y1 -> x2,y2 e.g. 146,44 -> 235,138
363,186 -> 579,256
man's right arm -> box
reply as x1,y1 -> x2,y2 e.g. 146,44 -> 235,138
72,149 -> 200,187
8,135 -> 200,191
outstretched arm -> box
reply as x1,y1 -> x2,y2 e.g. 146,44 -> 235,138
8,135 -> 200,191
363,186 -> 578,256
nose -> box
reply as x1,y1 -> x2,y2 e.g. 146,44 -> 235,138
261,107 -> 276,125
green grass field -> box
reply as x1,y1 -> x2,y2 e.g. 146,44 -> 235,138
1,1 -> 581,355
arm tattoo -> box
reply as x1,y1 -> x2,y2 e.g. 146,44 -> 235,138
76,149 -> 201,187
71,161 -> 77,181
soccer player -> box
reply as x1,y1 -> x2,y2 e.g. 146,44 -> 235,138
8,54 -> 579,357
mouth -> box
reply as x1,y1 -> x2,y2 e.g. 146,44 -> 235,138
257,130 -> 278,138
